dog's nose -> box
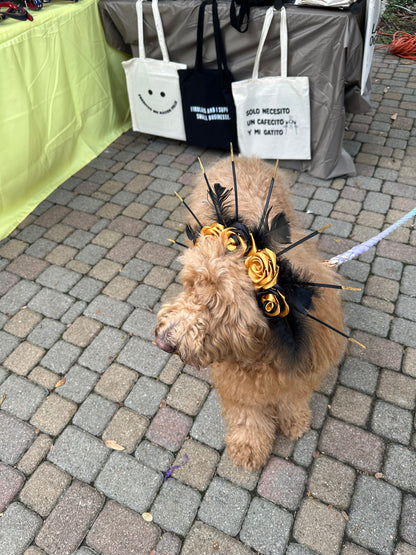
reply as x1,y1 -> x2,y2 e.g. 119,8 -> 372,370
155,333 -> 176,354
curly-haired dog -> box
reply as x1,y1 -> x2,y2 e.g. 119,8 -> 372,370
155,157 -> 347,470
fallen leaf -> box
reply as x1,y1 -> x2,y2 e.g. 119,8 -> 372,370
55,377 -> 66,388
342,511 -> 349,521
105,440 -> 125,451
0,393 -> 6,407
307,491 -> 313,499
391,113 -> 398,121
312,450 -> 320,458
383,87 -> 389,93
142,512 -> 153,522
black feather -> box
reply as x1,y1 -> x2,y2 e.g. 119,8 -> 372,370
207,183 -> 233,225
275,258 -> 316,313
266,309 -> 312,367
267,212 -> 291,244
258,258 -> 317,368
252,212 -> 291,249
186,224 -> 199,244
252,211 -> 290,251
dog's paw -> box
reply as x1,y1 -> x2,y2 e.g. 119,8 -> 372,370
278,410 -> 311,440
226,440 -> 270,471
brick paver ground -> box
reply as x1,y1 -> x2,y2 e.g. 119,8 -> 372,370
0,51 -> 415,554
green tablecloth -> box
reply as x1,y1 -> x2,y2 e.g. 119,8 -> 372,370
0,0 -> 131,240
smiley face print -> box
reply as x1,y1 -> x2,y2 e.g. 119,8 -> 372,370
138,86 -> 179,115
122,57 -> 187,140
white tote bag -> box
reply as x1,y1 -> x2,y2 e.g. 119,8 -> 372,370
122,0 -> 187,141
232,7 -> 311,160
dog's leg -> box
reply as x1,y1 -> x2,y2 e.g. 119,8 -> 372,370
274,392 -> 312,440
212,363 -> 277,470
224,402 -> 277,471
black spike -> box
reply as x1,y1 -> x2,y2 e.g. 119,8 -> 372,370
167,238 -> 189,248
230,143 -> 238,221
304,283 -> 361,291
175,192 -> 203,229
198,157 -> 224,224
276,225 -> 331,257
298,308 -> 365,348
258,160 -> 279,231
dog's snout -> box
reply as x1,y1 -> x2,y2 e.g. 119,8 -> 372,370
155,332 -> 176,354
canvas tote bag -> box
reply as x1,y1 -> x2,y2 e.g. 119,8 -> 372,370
178,0 -> 238,150
122,0 -> 187,141
232,6 -> 311,159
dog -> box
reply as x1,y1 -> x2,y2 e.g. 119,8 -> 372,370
155,157 -> 347,470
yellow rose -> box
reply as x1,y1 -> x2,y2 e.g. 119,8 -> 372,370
200,222 -> 225,238
245,247 -> 279,290
220,227 -> 249,252
220,227 -> 238,251
261,292 -> 290,318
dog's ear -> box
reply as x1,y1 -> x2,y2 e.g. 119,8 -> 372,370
194,275 -> 219,303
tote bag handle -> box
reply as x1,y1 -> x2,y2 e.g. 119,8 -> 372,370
252,6 -> 288,80
137,0 -> 170,62
230,0 -> 250,33
195,0 -> 231,73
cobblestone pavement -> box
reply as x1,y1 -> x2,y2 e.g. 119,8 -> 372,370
0,50 -> 415,555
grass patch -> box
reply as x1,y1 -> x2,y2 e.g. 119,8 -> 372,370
378,0 -> 416,44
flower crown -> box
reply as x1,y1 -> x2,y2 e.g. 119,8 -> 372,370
170,146 -> 363,357
199,222 -> 289,319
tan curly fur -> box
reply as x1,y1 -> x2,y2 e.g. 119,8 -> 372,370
155,157 -> 346,470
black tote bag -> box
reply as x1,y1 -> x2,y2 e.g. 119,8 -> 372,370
230,0 -> 276,33
178,0 -> 238,150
